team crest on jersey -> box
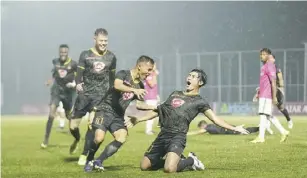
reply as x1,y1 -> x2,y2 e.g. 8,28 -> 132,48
58,69 -> 67,78
171,98 -> 185,108
123,92 -> 134,100
93,61 -> 105,72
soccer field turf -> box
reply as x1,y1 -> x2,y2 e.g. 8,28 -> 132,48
1,115 -> 307,178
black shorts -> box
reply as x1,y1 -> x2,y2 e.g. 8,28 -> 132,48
71,94 -> 103,119
277,88 -> 284,107
144,131 -> 186,168
49,92 -> 74,112
91,109 -> 127,134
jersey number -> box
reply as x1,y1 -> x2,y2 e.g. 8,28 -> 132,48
58,69 -> 67,78
94,116 -> 104,125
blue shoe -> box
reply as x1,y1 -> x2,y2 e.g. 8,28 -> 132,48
93,160 -> 104,172
84,161 -> 93,172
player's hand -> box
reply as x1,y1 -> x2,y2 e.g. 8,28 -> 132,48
45,79 -> 53,86
124,116 -> 139,128
133,89 -> 147,100
252,94 -> 259,102
273,97 -> 278,105
233,125 -> 249,135
76,83 -> 84,92
66,81 -> 76,88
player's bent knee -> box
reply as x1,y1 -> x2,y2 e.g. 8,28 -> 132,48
140,157 -> 152,171
114,129 -> 128,144
164,165 -> 177,173
95,130 -> 105,143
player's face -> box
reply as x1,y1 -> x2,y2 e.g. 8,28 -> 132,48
94,34 -> 108,52
138,62 -> 154,80
59,47 -> 69,61
186,72 -> 202,91
268,55 -> 275,63
260,51 -> 269,63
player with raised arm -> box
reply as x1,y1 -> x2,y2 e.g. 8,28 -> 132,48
251,48 -> 289,143
41,44 -> 77,148
84,56 -> 155,172
69,28 -> 117,166
125,69 -> 249,173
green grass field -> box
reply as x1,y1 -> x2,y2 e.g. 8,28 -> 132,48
1,115 -> 307,178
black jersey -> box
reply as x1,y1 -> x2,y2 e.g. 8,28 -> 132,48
157,91 -> 211,134
78,48 -> 117,96
275,65 -> 283,88
51,58 -> 77,93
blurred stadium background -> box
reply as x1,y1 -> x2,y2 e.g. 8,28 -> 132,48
1,1 -> 307,116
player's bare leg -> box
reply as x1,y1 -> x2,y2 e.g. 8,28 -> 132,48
69,118 -> 82,154
84,128 -> 106,172
41,104 -> 57,148
164,152 -> 204,173
92,129 -> 127,171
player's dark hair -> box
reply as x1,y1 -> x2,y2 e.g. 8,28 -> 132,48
260,48 -> 271,54
59,44 -> 69,49
136,55 -> 155,65
191,69 -> 207,87
94,28 -> 108,36
198,120 -> 207,127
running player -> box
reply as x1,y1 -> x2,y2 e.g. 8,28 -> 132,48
84,55 -> 155,172
125,69 -> 249,173
41,44 -> 77,148
251,48 -> 289,143
69,28 -> 117,165
187,120 -> 259,135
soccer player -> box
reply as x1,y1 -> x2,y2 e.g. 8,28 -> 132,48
144,64 -> 159,135
253,55 -> 293,129
41,44 -> 77,148
251,48 -> 289,143
187,120 -> 259,135
125,69 -> 249,173
83,55 -> 155,172
70,28 -> 117,165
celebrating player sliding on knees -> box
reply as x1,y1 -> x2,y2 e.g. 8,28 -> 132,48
125,69 -> 249,173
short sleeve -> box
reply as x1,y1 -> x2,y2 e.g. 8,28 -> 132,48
266,62 -> 276,79
78,51 -> 87,69
198,98 -> 211,113
110,55 -> 117,71
115,70 -> 127,81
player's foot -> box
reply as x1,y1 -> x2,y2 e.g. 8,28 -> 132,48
250,137 -> 265,143
188,152 -> 205,171
280,130 -> 290,143
84,161 -> 93,172
266,127 -> 274,135
40,143 -> 47,149
92,160 -> 104,172
288,120 -> 293,129
69,140 -> 79,155
78,155 -> 87,166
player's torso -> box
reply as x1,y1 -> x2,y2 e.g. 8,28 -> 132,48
112,70 -> 144,116
53,58 -> 76,92
159,91 -> 204,133
82,49 -> 115,95
259,63 -> 272,98
143,75 -> 158,100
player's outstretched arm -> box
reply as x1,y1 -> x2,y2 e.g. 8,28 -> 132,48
187,129 -> 207,136
204,109 -> 249,134
124,110 -> 158,128
136,100 -> 157,110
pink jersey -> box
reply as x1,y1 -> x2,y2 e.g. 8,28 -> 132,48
259,61 -> 276,99
144,72 -> 158,100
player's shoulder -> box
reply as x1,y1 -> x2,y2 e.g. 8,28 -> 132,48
70,58 -> 78,65
106,50 -> 116,56
52,58 -> 59,64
